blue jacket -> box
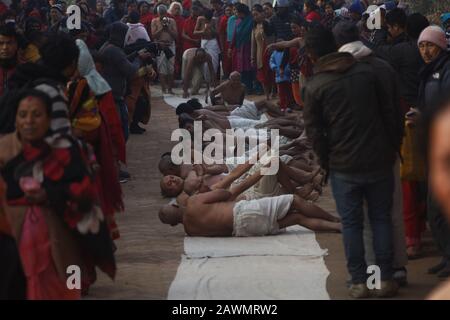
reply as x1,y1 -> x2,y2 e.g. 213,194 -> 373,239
270,50 -> 291,83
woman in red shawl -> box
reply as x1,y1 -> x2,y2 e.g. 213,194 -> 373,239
139,1 -> 154,39
0,85 -> 116,300
67,40 -> 125,241
218,3 -> 233,79
182,4 -> 201,52
168,2 -> 185,79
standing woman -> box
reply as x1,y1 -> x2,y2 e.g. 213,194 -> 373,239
229,3 -> 254,94
303,0 -> 321,23
218,3 -> 233,79
67,39 -> 125,241
251,4 -> 273,101
417,26 -> 450,275
289,16 -> 309,108
168,2 -> 185,79
139,0 -> 154,37
0,85 -> 116,299
194,9 -> 221,78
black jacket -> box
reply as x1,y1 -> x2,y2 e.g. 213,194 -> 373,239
418,52 -> 450,113
303,52 -> 397,174
372,33 -> 424,108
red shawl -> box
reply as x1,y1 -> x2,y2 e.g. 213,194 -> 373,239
182,16 -> 200,51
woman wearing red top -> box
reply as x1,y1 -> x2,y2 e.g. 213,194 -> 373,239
218,3 -> 233,79
139,1 -> 154,38
303,0 -> 321,23
182,5 -> 201,52
168,2 -> 185,78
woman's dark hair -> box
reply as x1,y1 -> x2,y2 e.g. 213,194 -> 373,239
252,4 -> 271,34
41,32 -> 79,71
137,1 -> 148,11
304,0 -> 318,11
252,4 -> 263,12
235,3 -> 250,16
15,89 -> 53,116
406,13 -> 429,40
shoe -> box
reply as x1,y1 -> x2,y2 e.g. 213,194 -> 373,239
130,123 -> 146,134
348,283 -> 370,299
393,267 -> 408,287
119,169 -> 130,183
438,264 -> 450,278
286,108 -> 293,113
428,257 -> 448,274
373,280 -> 399,298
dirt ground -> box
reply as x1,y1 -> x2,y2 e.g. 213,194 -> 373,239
87,94 -> 444,300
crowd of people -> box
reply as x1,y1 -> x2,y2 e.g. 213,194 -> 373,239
156,0 -> 450,300
0,0 -> 449,301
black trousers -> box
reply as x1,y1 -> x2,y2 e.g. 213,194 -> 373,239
428,192 -> 450,258
0,234 -> 26,299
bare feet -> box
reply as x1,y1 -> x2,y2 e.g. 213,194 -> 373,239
296,183 -> 314,198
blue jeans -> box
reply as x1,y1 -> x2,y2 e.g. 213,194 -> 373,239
114,98 -> 129,142
330,169 -> 394,284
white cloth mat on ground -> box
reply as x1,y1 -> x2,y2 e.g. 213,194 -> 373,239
168,255 -> 330,300
184,226 -> 328,258
168,226 -> 331,300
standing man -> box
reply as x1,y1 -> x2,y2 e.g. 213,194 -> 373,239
182,47 -> 217,98
269,0 -> 295,40
0,24 -> 19,98
302,27 -> 398,299
151,4 -> 177,94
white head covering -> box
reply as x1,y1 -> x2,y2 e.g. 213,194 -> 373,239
75,39 -> 111,96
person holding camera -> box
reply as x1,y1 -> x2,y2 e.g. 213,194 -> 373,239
151,4 -> 177,95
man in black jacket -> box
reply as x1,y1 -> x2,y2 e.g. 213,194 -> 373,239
302,26 -> 398,299
371,8 -> 429,116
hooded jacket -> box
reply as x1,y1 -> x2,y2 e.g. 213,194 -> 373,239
303,52 -> 397,174
99,22 -> 139,100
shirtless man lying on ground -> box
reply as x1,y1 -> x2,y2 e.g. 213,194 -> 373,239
176,98 -> 284,122
159,189 -> 341,237
160,152 -> 322,202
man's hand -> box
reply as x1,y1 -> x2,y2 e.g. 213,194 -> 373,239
227,48 -> 232,58
146,65 -> 157,79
